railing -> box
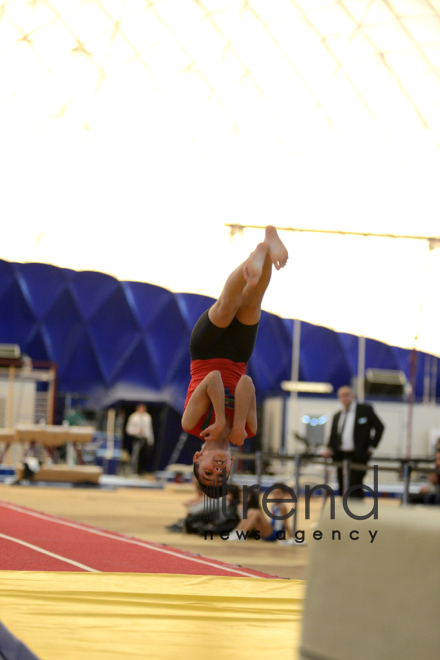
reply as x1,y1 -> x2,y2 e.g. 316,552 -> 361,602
265,451 -> 439,504
230,450 -> 439,540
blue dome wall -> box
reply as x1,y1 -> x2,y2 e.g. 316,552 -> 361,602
0,259 -> 438,411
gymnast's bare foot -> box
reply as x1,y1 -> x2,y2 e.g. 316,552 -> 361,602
264,226 -> 288,270
243,242 -> 268,286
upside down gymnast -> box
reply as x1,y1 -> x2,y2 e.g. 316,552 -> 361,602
181,226 -> 289,497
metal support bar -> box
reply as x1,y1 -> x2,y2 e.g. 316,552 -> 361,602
292,453 -> 301,537
343,459 -> 350,496
319,459 -> 330,518
255,450 -> 262,488
167,432 -> 189,467
357,336 -> 366,403
73,443 -> 84,466
7,366 -> 15,428
402,463 -> 411,506
224,223 -> 438,242
287,320 -> 301,457
66,442 -> 75,468
0,443 -> 10,463
431,357 -> 438,405
153,404 -> 169,472
263,451 -> 438,508
47,365 -> 56,424
424,355 -> 431,404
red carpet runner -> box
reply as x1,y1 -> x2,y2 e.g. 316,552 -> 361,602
0,501 -> 276,578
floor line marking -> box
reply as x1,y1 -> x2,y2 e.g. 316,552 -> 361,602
0,532 -> 100,572
0,502 -> 263,578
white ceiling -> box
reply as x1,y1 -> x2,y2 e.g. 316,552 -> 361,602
1,0 -> 440,354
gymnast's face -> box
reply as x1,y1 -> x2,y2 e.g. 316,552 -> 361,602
193,447 -> 235,486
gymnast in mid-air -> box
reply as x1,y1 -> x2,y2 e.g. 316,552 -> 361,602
181,226 -> 289,496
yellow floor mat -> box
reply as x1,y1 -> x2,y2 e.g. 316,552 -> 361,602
0,572 -> 304,660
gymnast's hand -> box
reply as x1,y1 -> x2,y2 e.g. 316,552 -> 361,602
200,420 -> 225,442
228,427 -> 247,447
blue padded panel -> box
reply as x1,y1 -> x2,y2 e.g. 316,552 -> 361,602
301,322 -> 352,389
246,311 -> 292,399
0,259 -> 438,410
25,328 -> 50,362
0,275 -> 38,348
42,288 -> 86,373
122,281 -> 176,331
68,270 -> 121,321
111,338 -> 162,390
0,260 -> 15,298
61,331 -> 107,392
143,298 -> 191,388
338,332 -> 365,374
15,263 -> 67,320
87,286 -> 142,385
175,293 -> 216,331
365,338 -> 400,371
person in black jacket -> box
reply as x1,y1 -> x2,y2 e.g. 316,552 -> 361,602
323,386 -> 384,499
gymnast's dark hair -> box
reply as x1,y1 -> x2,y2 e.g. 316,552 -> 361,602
193,462 -> 227,499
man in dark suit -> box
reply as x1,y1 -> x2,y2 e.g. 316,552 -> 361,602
323,386 -> 384,499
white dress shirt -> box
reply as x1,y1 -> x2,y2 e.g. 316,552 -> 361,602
338,401 -> 356,451
126,412 -> 154,446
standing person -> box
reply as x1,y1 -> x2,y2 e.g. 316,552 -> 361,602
323,386 -> 384,499
182,226 -> 289,497
126,404 -> 154,475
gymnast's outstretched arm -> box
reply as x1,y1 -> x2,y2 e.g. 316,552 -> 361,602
181,370 -> 226,442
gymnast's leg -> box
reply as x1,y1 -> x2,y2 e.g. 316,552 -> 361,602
208,226 -> 288,329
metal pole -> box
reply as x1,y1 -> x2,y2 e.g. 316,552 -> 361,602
357,336 -> 366,403
255,450 -> 262,488
402,462 -> 411,506
224,223 -> 438,243
288,319 -> 301,458
153,404 -> 168,472
279,395 -> 288,456
343,459 -> 350,496
291,320 -> 301,383
66,436 -> 75,469
431,357 -> 438,405
106,408 -> 115,460
405,349 -> 417,459
423,355 -> 431,404
7,366 -> 15,428
47,365 -> 57,425
64,393 -> 71,420
319,459 -> 329,518
292,453 -> 301,537
168,432 -> 189,467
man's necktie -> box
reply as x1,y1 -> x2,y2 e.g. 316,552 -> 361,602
339,411 -> 348,445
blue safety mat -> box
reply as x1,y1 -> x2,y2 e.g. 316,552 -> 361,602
0,621 -> 41,660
